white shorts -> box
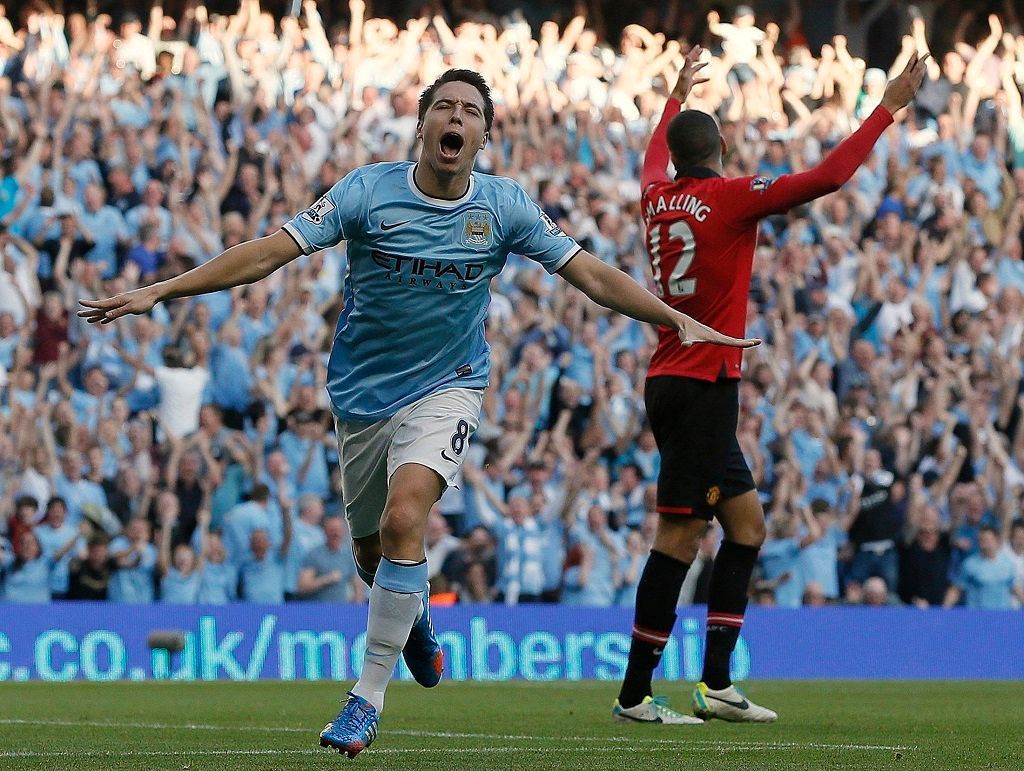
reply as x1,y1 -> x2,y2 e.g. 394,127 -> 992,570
335,388 -> 483,539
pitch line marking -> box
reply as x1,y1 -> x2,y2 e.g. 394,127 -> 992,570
0,745 -> 906,759
0,719 -> 913,752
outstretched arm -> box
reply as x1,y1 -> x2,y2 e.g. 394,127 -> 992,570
78,229 -> 303,324
729,53 -> 929,225
642,46 -> 709,191
557,249 -> 760,349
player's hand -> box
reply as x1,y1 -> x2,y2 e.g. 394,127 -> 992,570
880,51 -> 930,114
670,44 -> 710,102
78,285 -> 163,324
676,314 -> 761,349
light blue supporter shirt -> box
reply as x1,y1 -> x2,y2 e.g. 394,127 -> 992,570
490,518 -> 548,600
197,560 -> 238,604
160,567 -> 201,604
277,431 -> 330,499
82,205 -> 129,278
2,557 -> 52,602
798,525 -> 846,599
210,343 -> 254,412
957,552 -> 1016,609
34,523 -> 82,595
221,501 -> 282,564
282,162 -> 581,421
240,554 -> 286,603
287,518 -> 326,594
563,525 -> 623,607
54,475 -> 108,525
760,536 -> 803,608
107,537 -> 157,603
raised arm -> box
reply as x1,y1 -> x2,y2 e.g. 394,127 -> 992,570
53,523 -> 88,564
964,14 -> 1002,86
156,506 -> 175,577
642,46 -> 709,191
1001,40 -> 1023,125
194,507 -> 210,573
277,496 -> 293,559
910,14 -> 941,80
797,502 -> 823,548
728,54 -> 929,225
461,462 -> 508,524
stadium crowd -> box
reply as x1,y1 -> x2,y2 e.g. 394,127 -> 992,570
0,0 -> 1022,610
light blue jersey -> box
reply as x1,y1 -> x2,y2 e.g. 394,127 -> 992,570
283,162 -> 580,421
957,551 -> 1016,609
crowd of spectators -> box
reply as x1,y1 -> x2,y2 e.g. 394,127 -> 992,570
0,0 -> 1022,611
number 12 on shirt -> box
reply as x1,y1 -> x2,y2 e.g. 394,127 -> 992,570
648,220 -> 697,298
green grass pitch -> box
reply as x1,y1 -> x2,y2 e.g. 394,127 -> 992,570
1,680 -> 1021,770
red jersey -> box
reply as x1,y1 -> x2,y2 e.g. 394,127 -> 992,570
641,99 -> 894,382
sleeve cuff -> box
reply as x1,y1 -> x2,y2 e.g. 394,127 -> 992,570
282,222 -> 314,255
551,244 -> 583,274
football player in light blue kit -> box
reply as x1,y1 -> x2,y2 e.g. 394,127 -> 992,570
80,69 -> 759,757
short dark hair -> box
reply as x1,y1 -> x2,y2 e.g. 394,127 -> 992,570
46,496 -> 67,513
162,347 -> 186,368
666,110 -> 721,169
250,483 -> 271,504
15,495 -> 38,511
418,69 -> 494,131
810,498 -> 832,515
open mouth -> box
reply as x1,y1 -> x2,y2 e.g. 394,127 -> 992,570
439,131 -> 465,161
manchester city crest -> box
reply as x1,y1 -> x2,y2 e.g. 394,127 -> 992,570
461,211 -> 493,248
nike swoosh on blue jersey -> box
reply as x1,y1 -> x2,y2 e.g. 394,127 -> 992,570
380,220 -> 410,231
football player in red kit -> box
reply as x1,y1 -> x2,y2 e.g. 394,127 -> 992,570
613,46 -> 929,724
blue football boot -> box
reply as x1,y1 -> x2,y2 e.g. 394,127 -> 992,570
402,588 -> 443,687
319,692 -> 379,758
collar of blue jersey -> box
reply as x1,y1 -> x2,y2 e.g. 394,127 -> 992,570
674,166 -> 721,180
408,163 -> 476,207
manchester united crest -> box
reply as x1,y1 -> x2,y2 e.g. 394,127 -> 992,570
706,486 -> 721,506
461,211 -> 493,248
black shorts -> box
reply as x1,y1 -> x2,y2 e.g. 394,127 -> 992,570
645,375 -> 757,520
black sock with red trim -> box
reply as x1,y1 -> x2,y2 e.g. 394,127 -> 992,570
701,540 -> 759,690
618,550 -> 690,709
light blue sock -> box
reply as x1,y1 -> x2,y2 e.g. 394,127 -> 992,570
351,558 -> 428,712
